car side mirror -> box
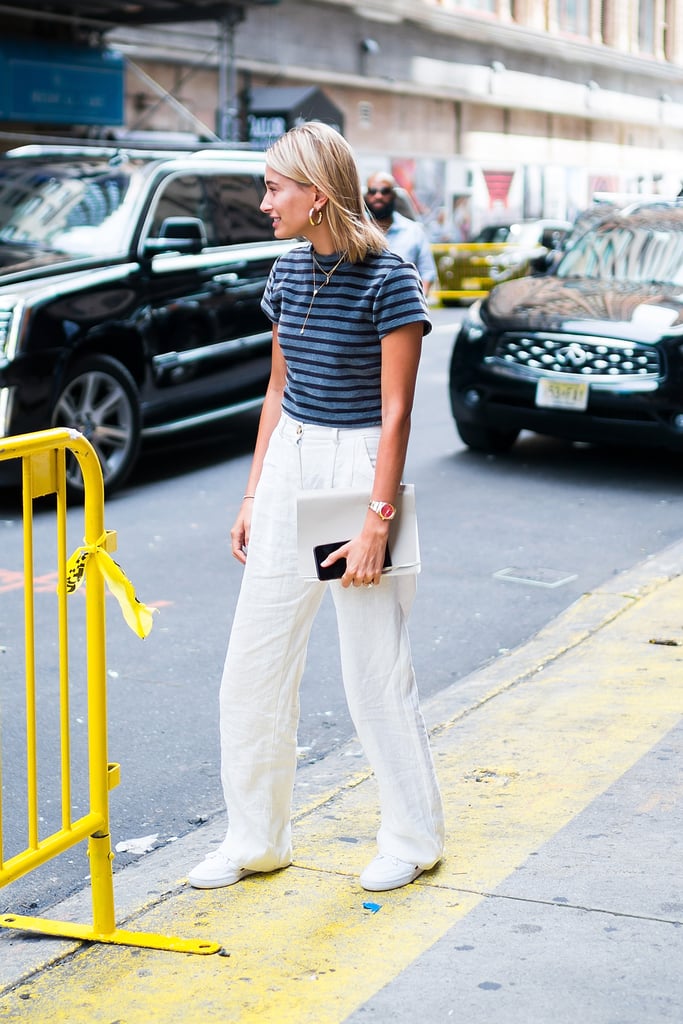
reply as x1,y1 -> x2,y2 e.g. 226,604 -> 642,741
143,216 -> 207,255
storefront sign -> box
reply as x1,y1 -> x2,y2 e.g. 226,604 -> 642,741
0,40 -> 124,125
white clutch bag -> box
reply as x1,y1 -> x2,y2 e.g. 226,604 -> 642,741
296,483 -> 420,579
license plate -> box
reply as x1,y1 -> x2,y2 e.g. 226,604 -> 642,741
461,277 -> 484,290
535,378 -> 589,411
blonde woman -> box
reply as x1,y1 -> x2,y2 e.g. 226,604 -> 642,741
189,122 -> 444,893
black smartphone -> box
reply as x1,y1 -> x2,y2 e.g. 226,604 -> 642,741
313,540 -> 392,581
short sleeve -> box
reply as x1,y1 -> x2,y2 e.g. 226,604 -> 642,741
261,259 -> 282,323
373,261 -> 432,339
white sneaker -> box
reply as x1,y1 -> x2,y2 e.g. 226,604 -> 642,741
360,854 -> 424,892
188,848 -> 256,889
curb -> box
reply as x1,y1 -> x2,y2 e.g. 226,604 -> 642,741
1,535 -> 682,992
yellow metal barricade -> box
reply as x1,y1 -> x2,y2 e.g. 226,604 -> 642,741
431,241 -> 516,302
0,428 -> 218,954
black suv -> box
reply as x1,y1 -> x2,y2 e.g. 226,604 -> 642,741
449,201 -> 683,456
0,144 -> 291,492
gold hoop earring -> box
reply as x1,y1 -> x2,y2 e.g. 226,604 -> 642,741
308,207 -> 324,227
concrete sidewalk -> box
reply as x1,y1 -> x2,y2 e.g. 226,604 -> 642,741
1,540 -> 682,1023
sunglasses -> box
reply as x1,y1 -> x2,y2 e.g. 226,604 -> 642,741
366,187 -> 393,196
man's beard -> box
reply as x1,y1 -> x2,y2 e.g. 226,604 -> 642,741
368,197 -> 396,220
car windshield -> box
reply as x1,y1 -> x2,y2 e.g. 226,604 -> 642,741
473,225 -> 511,243
0,158 -> 140,256
557,208 -> 683,285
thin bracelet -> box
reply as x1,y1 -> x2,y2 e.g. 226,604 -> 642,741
242,494 -> 256,500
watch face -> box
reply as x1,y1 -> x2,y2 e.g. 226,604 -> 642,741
380,503 -> 395,519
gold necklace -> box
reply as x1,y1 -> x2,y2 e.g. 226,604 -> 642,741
300,251 -> 346,334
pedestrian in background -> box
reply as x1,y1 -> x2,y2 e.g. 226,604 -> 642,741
188,121 -> 444,894
365,171 -> 437,296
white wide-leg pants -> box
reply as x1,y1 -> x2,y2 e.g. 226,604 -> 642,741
218,414 -> 445,872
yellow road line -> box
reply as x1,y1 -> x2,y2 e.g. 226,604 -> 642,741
2,579 -> 682,1023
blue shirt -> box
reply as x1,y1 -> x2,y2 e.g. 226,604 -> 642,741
385,211 -> 437,286
261,243 -> 432,428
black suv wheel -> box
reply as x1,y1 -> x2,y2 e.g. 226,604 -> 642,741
51,355 -> 141,494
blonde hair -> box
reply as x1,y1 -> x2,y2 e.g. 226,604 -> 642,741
266,121 -> 387,264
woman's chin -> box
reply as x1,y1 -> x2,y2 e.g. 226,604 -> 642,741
273,221 -> 305,241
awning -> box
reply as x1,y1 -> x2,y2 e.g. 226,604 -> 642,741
0,2 -> 280,29
247,87 -> 344,146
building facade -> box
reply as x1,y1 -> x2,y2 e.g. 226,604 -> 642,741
2,0 -> 683,238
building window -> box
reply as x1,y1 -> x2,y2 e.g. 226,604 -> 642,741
451,0 -> 497,11
358,102 -> 373,127
638,0 -> 656,54
557,0 -> 590,36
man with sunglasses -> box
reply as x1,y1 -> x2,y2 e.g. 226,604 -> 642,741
365,173 -> 436,297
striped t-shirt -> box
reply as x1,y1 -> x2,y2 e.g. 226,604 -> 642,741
261,242 -> 432,427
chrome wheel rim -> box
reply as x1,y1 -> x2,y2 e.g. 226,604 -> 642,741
52,369 -> 136,487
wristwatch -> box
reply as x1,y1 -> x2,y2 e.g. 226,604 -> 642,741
368,499 -> 396,521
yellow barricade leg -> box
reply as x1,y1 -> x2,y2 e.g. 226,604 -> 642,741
0,428 -> 219,955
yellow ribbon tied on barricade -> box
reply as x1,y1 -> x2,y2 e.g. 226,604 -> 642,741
65,537 -> 157,639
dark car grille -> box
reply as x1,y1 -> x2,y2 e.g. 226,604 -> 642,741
494,332 -> 661,378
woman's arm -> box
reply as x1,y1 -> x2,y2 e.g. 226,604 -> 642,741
336,321 -> 423,587
372,321 -> 423,503
230,326 -> 286,564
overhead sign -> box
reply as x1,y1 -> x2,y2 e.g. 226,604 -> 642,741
0,40 -> 124,125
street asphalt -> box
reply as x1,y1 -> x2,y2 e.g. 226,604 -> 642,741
0,536 -> 682,1023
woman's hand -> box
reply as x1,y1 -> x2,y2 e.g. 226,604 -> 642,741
230,497 -> 255,564
321,523 -> 390,588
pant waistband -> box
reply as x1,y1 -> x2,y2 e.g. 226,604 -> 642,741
279,414 -> 380,442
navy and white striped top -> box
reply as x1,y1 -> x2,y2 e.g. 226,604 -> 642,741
261,243 -> 432,427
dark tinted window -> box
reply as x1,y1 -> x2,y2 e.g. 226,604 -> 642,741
149,172 -> 272,246
204,174 -> 272,244
148,174 -> 203,235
